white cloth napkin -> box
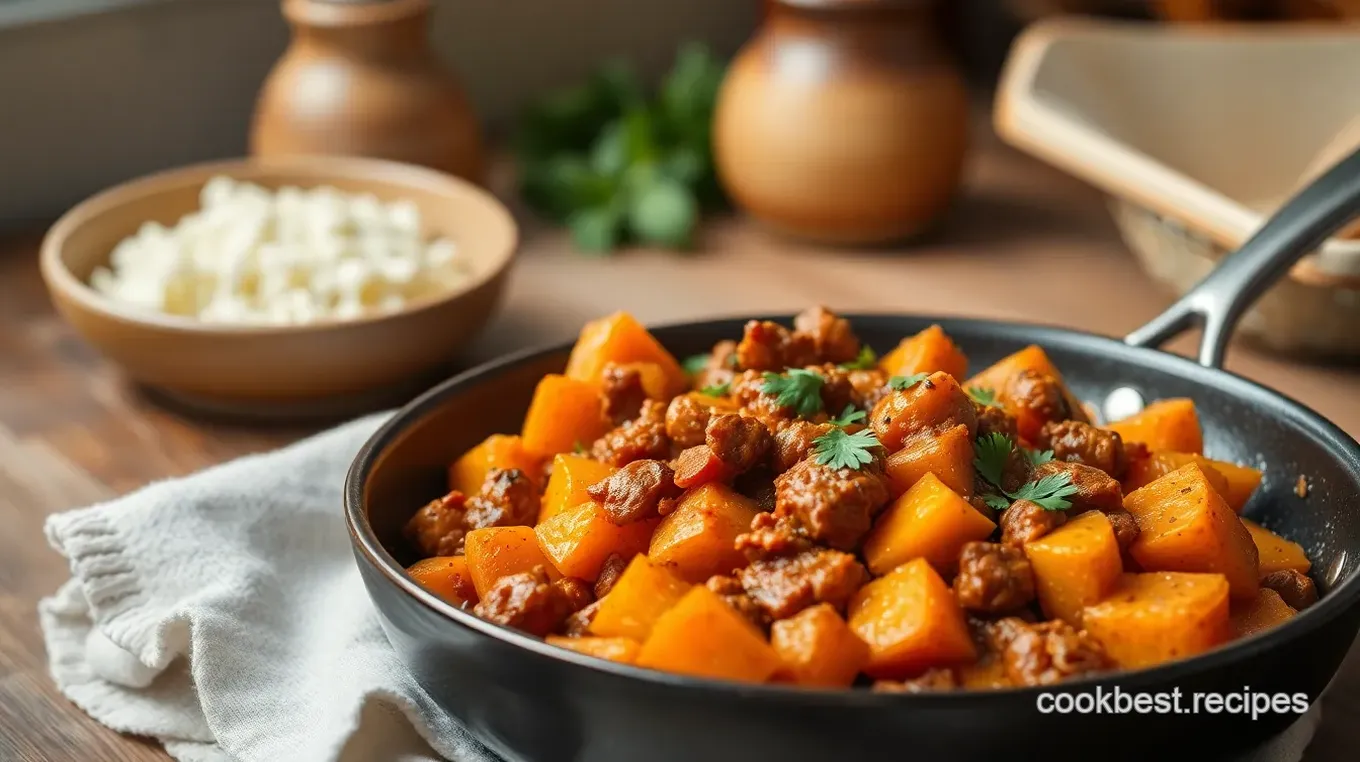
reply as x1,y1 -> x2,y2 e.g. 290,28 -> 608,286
36,414 -> 1323,762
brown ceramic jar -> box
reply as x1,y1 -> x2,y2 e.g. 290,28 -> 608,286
714,0 -> 969,244
251,0 -> 485,184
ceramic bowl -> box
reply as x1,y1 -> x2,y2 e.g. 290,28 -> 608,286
40,155 -> 518,418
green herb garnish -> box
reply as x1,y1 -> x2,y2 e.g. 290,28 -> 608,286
983,494 -> 1012,512
700,382 -> 730,397
972,432 -> 1012,487
839,346 -> 878,371
974,432 -> 1075,512
830,405 -> 866,427
761,369 -> 825,417
573,440 -> 588,455
966,386 -> 999,407
812,428 -> 881,471
1024,448 -> 1055,466
681,353 -> 710,376
1010,473 -> 1079,511
888,373 -> 931,391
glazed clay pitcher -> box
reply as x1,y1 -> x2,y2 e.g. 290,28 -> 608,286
251,0 -> 485,183
714,0 -> 969,244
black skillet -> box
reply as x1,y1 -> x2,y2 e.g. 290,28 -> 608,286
346,148 -> 1360,762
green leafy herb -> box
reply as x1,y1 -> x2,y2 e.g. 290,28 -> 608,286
700,382 -> 730,397
983,494 -> 1012,512
573,440 -> 588,455
839,346 -> 878,371
1010,472 -> 1079,512
974,432 -> 1076,512
681,354 -> 710,376
972,432 -> 1012,488
761,369 -> 825,417
812,428 -> 881,471
888,373 -> 931,391
1024,448 -> 1055,466
831,405 -> 866,427
966,386 -> 999,407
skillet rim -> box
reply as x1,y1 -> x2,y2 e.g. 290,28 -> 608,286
345,312 -> 1360,704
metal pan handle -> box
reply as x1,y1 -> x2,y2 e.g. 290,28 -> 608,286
1125,145 -> 1360,369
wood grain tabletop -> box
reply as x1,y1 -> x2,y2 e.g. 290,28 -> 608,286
2,133 -> 1358,761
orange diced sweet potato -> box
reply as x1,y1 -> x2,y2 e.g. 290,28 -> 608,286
648,483 -> 759,583
464,526 -> 562,598
1083,572 -> 1230,669
862,472 -> 996,576
769,603 -> 871,688
406,556 -> 478,606
636,586 -> 782,683
536,501 -> 658,581
1124,464 -> 1260,599
1123,452 -> 1260,513
1023,510 -> 1123,626
521,374 -> 611,458
1229,588 -> 1297,639
565,312 -> 687,396
1242,519 -> 1312,576
1107,399 -> 1203,454
885,425 -> 975,498
965,345 -> 1085,440
616,361 -> 672,401
448,434 -> 543,495
1208,459 -> 1263,514
847,558 -> 976,679
590,555 -> 692,641
545,635 -> 642,664
878,325 -> 968,381
539,453 -> 616,524
870,372 -> 976,452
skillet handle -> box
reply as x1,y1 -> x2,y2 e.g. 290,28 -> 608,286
1125,145 -> 1360,368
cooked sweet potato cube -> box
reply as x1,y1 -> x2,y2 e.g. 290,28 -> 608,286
862,472 -> 996,576
1023,510 -> 1123,626
878,325 -> 968,381
1242,519 -> 1312,576
539,454 -> 616,524
1107,398 -> 1203,454
957,655 -> 1011,689
565,312 -> 687,396
648,483 -> 759,583
870,371 -> 976,452
1229,588 -> 1297,639
545,635 -> 642,664
884,425 -> 975,498
448,434 -> 543,495
636,586 -> 783,683
1124,464 -> 1260,599
1124,452 -> 1260,513
406,555 -> 478,606
465,526 -> 563,598
848,558 -> 976,679
589,555 -> 692,641
521,375 -> 611,458
1083,572 -> 1230,669
536,501 -> 658,581
965,345 -> 1084,436
770,603 -> 871,688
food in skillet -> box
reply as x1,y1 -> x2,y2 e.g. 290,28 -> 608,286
402,307 -> 1317,689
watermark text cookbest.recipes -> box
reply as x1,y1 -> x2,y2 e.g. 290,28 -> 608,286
1037,686 -> 1309,720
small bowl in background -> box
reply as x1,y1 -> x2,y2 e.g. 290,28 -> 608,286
40,155 -> 518,418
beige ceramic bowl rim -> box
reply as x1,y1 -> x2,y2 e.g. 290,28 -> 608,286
39,155 -> 519,337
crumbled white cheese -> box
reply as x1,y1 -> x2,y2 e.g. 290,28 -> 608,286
89,176 -> 471,325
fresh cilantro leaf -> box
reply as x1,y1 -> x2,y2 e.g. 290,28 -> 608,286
812,428 -> 880,471
831,405 -> 865,427
761,369 -> 825,417
973,432 -> 1013,488
839,346 -> 878,371
1024,448 -> 1055,466
983,494 -> 1012,512
573,440 -> 588,455
888,373 -> 931,391
700,382 -> 730,397
681,354 -> 710,376
1010,472 -> 1079,511
966,386 -> 999,407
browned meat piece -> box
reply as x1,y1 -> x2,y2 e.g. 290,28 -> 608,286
954,542 -> 1037,614
599,362 -> 649,424
707,413 -> 773,472
989,617 -> 1110,686
553,577 -> 595,612
772,420 -> 836,474
472,566 -> 583,637
1105,509 -> 1140,554
591,400 -> 671,467
774,458 -> 891,551
594,554 -> 629,599
847,369 -> 890,411
729,369 -> 804,431
872,669 -> 958,693
1000,370 -> 1087,432
1000,499 -> 1067,547
692,340 -> 737,392
706,575 -> 771,629
1036,420 -> 1129,479
736,512 -> 814,559
793,305 -> 861,365
587,459 -> 680,525
1030,461 -> 1123,514
1262,569 -> 1319,611
465,468 -> 539,530
736,320 -> 819,371
801,364 -> 857,414
738,547 -> 868,620
665,394 -> 716,448
734,468 -> 777,513
405,491 -> 469,557
974,401 -> 1019,440
563,600 -> 600,636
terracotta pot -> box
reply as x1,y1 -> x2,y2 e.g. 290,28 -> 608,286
714,0 -> 969,244
251,0 -> 485,184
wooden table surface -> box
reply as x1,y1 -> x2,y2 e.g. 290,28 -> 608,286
3,133 -> 1359,761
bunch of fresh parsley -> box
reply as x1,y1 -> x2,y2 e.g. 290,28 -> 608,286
515,43 -> 727,253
